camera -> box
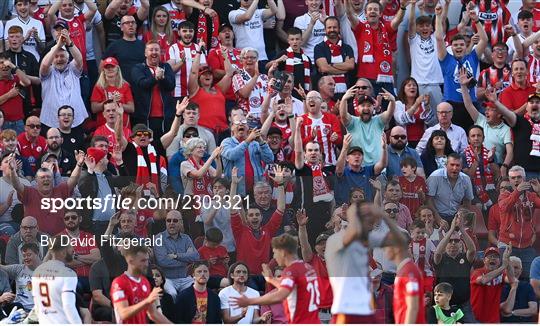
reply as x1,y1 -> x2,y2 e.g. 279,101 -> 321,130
272,70 -> 288,92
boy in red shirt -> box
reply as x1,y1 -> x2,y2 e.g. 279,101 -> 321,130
0,54 -> 31,134
470,245 -> 514,323
398,157 -> 427,216
198,227 -> 229,278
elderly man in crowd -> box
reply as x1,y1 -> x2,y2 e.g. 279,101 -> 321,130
5,216 -> 48,264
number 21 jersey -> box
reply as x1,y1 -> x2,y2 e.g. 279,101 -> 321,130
280,260 -> 321,324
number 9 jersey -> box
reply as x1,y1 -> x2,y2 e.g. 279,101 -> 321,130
31,260 -> 82,324
279,260 -> 321,324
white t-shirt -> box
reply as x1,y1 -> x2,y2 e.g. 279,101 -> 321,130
506,33 -> 532,60
76,2 -> 102,60
271,94 -> 305,116
294,13 -> 325,62
219,286 -> 260,323
0,21 -> 4,43
409,34 -> 443,85
4,17 -> 45,61
32,260 -> 82,324
229,8 -> 268,60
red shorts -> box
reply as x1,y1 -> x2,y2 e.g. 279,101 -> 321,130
331,314 -> 377,324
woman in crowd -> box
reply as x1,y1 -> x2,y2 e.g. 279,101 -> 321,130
150,265 -> 176,322
420,130 -> 455,177
142,6 -> 176,63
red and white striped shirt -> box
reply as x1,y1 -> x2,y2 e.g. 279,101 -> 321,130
232,70 -> 268,117
163,2 -> 187,35
527,53 -> 540,84
167,42 -> 206,97
299,113 -> 342,166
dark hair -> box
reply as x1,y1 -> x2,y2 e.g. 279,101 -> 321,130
228,261 -> 250,285
324,16 -> 340,29
191,260 -> 209,274
425,130 -> 454,157
447,152 -> 462,162
451,34 -> 466,44
349,187 -> 365,201
57,105 -> 74,116
386,179 -> 402,190
90,135 -> 109,146
287,27 -> 303,36
271,233 -> 298,254
518,10 -> 533,20
400,156 -> 418,170
365,0 -> 383,11
0,53 -> 10,61
492,42 -> 508,51
511,58 -> 528,70
178,21 -> 195,31
434,282 -> 454,294
185,102 -> 199,111
410,219 -> 426,231
205,227 -> 223,243
211,177 -> 230,190
467,125 -> 484,136
397,77 -> 419,103
21,242 -> 39,255
415,15 -> 432,25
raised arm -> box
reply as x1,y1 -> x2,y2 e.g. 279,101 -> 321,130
296,209 -> 314,262
136,0 -> 150,21
231,0 -> 259,24
186,147 -> 221,178
391,0 -> 408,31
188,52 -> 202,97
340,86 -> 356,126
336,133 -> 351,176
40,38 -> 64,77
374,134 -> 388,175
161,98 -> 188,149
486,87 -> 517,127
301,12 -> 320,47
114,105 -> 128,151
262,0 -> 277,20
83,0 -> 98,23
407,0 -> 417,39
345,0 -> 360,29
434,5 -> 447,61
294,117 -> 305,170
458,67 -> 480,121
67,151 -> 85,194
469,10 -> 488,57
379,88 -> 396,124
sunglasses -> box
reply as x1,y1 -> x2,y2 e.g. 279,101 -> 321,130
26,124 -> 41,129
64,215 -> 78,221
503,186 -> 513,192
184,133 -> 198,138
166,219 -> 180,223
385,208 -> 399,214
391,135 -> 406,140
357,86 -> 370,90
135,131 -> 152,137
233,120 -> 248,125
449,239 -> 461,243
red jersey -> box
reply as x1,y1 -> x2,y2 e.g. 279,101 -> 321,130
90,83 -> 134,128
58,230 -> 97,277
307,254 -> 333,309
472,0 -> 511,47
299,113 -> 342,166
393,258 -> 425,324
280,260 -> 321,324
207,46 -> 242,101
382,0 -> 400,51
271,121 -> 292,148
470,268 -> 505,323
62,14 -> 87,71
477,64 -> 511,92
93,124 -> 132,154
32,7 -> 48,25
163,2 -> 187,35
499,82 -> 536,111
0,76 -> 24,121
142,31 -> 177,63
17,133 -> 47,173
534,7 -> 540,32
190,87 -> 228,133
111,273 -> 152,324
398,175 -> 427,216
527,54 -> 540,84
198,245 -> 229,277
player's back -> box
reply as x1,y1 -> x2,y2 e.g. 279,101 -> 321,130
281,260 -> 321,324
111,273 -> 152,324
32,260 -> 81,324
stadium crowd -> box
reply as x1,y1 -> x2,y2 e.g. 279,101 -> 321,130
0,0 -> 540,323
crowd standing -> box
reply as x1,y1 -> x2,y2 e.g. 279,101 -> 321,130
0,0 -> 539,323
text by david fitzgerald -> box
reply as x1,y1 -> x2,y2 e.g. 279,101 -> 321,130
41,234 -> 162,248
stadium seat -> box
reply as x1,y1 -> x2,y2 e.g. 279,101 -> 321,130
472,205 -> 488,241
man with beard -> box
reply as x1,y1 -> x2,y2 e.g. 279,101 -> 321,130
39,29 -> 87,130
57,105 -> 85,153
42,128 -> 76,176
460,70 -> 513,174
17,116 -> 47,174
314,16 -> 355,95
31,235 -> 82,324
168,21 -> 206,102
386,126 -> 424,178
436,4 -> 488,131
58,209 -> 101,296
340,85 -> 395,166
489,90 -> 540,178
177,261 -> 222,323
111,245 -> 172,324
4,0 -> 45,61
131,40 -> 175,136
104,0 -> 149,44
470,245 -> 514,323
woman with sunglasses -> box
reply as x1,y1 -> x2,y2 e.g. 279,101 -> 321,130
394,77 -> 437,148
420,129 -> 455,177
90,57 -> 134,128
143,7 -> 177,63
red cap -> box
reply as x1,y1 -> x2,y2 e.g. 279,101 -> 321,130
87,147 -> 107,163
484,246 -> 500,257
198,65 -> 213,76
102,57 -> 119,68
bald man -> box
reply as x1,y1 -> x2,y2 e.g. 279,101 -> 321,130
43,128 -> 76,176
5,216 -> 49,264
387,126 -> 425,178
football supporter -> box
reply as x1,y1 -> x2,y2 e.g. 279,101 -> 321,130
42,128 -> 76,176
387,126 -> 425,177
476,42 -> 512,102
31,235 -> 81,324
498,59 -> 536,114
111,245 -> 172,324
103,0 -> 149,44
5,216 -> 48,265
4,0 -> 46,61
57,105 -> 85,154
142,6 -> 177,63
93,101 -> 132,156
231,233 -> 321,324
427,282 -> 465,323
500,256 -> 537,323
184,0 -> 220,48
0,54 -> 31,134
398,157 -> 427,215
293,0 -> 326,63
409,219 -> 436,292
508,10 -> 536,58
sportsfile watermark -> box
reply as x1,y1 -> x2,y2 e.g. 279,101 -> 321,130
41,194 -> 251,212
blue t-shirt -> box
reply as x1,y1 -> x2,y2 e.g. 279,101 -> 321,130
335,165 -> 376,205
500,281 -> 536,323
439,50 -> 478,102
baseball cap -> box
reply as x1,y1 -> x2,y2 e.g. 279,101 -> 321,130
267,127 -> 282,137
356,95 -> 376,104
218,23 -> 233,33
528,93 -> 540,101
198,65 -> 212,76
53,19 -> 69,30
102,57 -> 119,68
484,246 -> 500,257
132,124 -> 152,135
347,146 -> 364,155
41,152 -> 58,163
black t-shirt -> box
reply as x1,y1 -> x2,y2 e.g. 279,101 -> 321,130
5,49 -> 40,111
103,13 -> 144,45
60,126 -> 85,153
433,252 -> 473,305
276,49 -> 312,99
293,164 -> 335,207
103,38 -> 145,85
89,259 -> 111,299
426,305 -> 465,324
313,40 -> 355,90
512,115 -> 540,172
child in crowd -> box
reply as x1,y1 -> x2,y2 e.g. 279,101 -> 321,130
398,157 -> 427,216
416,205 -> 444,245
427,282 -> 465,324
198,227 -> 230,291
409,219 -> 436,294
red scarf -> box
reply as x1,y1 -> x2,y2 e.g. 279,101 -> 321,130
188,157 -> 212,196
528,54 -> 540,84
358,22 -> 393,83
219,46 -> 242,69
324,37 -> 346,93
409,238 -> 427,275
134,142 -> 159,188
480,65 -> 511,89
197,10 -> 220,49
476,0 -> 509,47
465,145 -> 495,208
285,47 -> 311,91
306,163 -> 333,203
525,113 -> 540,157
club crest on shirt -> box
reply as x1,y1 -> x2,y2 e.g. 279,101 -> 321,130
380,61 -> 391,73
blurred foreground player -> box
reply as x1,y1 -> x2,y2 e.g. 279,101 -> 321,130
111,245 -> 172,324
31,235 -> 82,324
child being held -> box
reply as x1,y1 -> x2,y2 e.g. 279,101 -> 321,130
427,282 -> 465,324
